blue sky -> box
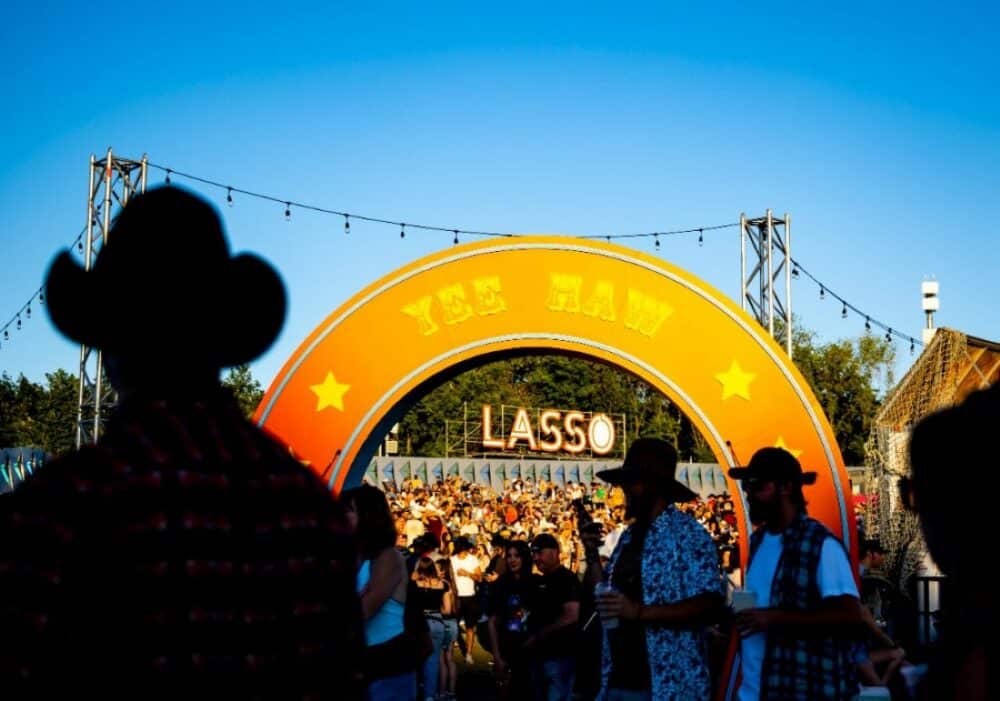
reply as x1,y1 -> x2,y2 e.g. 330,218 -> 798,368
2,2 -> 998,392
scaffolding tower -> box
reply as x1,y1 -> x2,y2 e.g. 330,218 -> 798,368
741,210 -> 793,357
75,149 -> 148,447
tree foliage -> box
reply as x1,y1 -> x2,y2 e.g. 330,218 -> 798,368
221,364 -> 265,419
791,328 -> 895,465
0,370 -> 79,456
398,328 -> 895,466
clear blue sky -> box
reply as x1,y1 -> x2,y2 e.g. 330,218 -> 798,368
2,2 -> 998,393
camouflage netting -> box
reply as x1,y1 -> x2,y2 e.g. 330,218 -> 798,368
863,328 -> 969,590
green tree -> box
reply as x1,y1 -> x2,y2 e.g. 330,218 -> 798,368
222,364 -> 265,419
792,328 -> 895,465
35,369 -> 79,456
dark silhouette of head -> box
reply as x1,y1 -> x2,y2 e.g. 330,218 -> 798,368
342,484 -> 397,560
909,383 -> 1000,579
44,186 -> 286,399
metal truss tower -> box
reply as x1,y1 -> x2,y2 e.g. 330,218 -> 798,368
75,149 -> 148,447
741,210 -> 793,358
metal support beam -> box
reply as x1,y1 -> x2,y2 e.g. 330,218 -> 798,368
740,210 -> 793,357
75,148 -> 148,447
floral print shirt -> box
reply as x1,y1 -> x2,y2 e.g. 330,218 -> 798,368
599,505 -> 722,700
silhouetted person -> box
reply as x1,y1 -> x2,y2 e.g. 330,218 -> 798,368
729,448 -> 863,701
907,383 -> 999,701
0,187 -> 364,698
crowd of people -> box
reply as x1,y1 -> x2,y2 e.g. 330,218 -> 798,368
0,188 -> 992,701
380,474 -> 742,579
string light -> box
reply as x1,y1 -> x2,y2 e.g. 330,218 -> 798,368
0,159 -> 916,357
38,291 -> 44,304
885,329 -> 893,344
25,305 -> 30,319
3,330 -> 8,341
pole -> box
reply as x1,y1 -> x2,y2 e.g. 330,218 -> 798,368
784,213 -> 793,358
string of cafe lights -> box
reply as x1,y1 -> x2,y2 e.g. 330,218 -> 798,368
0,163 -> 922,354
789,260 -> 921,355
0,226 -> 87,351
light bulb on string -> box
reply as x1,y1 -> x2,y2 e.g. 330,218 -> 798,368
38,291 -> 44,304
654,234 -> 660,250
453,230 -> 459,245
78,241 -> 84,254
792,265 -> 799,279
841,302 -> 848,319
3,330 -> 8,341
910,339 -> 915,355
698,228 -> 704,246
165,169 -> 172,185
605,235 -> 611,243
819,286 -> 825,300
284,203 -> 291,221
344,214 -> 350,234
400,223 -> 406,239
25,305 -> 30,319
227,188 -> 233,207
865,317 -> 871,332
885,329 -> 893,344
16,315 -> 21,331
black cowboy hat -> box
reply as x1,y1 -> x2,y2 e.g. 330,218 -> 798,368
728,447 -> 817,486
44,186 -> 286,368
596,437 -> 698,503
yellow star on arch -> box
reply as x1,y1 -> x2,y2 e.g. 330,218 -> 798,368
310,372 -> 351,412
774,436 -> 803,458
715,361 -> 756,401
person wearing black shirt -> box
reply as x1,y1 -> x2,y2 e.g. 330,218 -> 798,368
526,533 -> 580,701
487,540 -> 539,699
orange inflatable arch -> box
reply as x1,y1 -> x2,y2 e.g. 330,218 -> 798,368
255,236 -> 856,565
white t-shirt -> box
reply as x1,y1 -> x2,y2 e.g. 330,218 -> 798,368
451,553 -> 480,598
404,517 -> 425,545
738,531 -> 859,701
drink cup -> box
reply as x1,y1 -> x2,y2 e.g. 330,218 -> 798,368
594,581 -> 620,630
732,589 -> 757,612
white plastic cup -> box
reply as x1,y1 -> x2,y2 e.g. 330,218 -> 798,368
732,589 -> 757,612
594,581 -> 620,630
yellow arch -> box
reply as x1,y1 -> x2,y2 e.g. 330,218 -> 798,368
255,236 -> 855,560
